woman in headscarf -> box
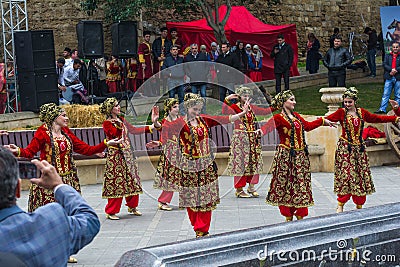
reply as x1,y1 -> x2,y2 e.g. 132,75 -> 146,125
222,86 -> 274,198
258,90 -> 335,221
100,97 -> 155,220
155,93 -> 250,237
4,102 -> 120,264
147,98 -> 181,211
325,87 -> 400,213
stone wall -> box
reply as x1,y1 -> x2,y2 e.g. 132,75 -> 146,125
0,0 -> 391,59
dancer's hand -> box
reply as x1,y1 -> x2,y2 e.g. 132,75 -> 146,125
0,130 -> 8,136
152,106 -> 161,128
242,99 -> 251,114
324,118 -> 338,128
107,138 -> 122,146
255,129 -> 263,137
95,152 -> 106,158
3,144 -> 18,154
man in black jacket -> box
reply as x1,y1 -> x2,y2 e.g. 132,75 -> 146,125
270,34 -> 294,94
216,42 -> 240,101
323,35 -> 352,87
364,27 -> 378,77
162,45 -> 185,106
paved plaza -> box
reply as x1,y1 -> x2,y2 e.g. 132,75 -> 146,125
17,165 -> 400,266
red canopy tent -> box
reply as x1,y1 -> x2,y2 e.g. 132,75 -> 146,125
167,5 -> 299,80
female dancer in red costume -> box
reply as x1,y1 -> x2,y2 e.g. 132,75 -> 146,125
4,103 -> 120,264
155,93 -> 250,237
100,97 -> 155,220
222,86 -> 274,198
147,98 -> 181,211
5,103 -> 119,212
258,90 -> 335,221
325,87 -> 400,212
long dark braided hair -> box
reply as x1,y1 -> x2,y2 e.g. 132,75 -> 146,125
282,108 -> 309,157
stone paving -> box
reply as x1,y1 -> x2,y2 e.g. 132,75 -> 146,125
17,165 -> 400,267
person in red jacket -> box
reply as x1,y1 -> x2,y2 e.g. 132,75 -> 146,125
325,87 -> 400,213
258,90 -> 335,221
222,86 -> 274,198
99,98 -> 155,220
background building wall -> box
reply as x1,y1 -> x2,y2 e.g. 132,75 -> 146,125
0,0 -> 390,60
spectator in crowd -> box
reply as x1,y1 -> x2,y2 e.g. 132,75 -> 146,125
323,35 -> 352,87
209,42 -> 219,62
162,45 -> 185,107
0,148 -> 100,266
106,55 -> 122,93
95,56 -> 108,96
170,28 -> 186,58
270,34 -> 294,93
63,59 -> 88,104
137,31 -> 153,93
364,27 -> 378,78
248,45 -> 263,82
184,43 -> 209,112
375,42 -> 400,114
305,33 -> 321,74
152,27 -> 172,74
63,47 -> 73,68
56,58 -> 68,105
126,57 -> 138,92
233,40 -> 249,77
216,42 -> 239,101
329,27 -> 340,48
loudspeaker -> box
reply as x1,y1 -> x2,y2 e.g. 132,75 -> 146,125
76,20 -> 104,59
111,21 -> 137,58
14,30 -> 55,73
18,71 -> 59,112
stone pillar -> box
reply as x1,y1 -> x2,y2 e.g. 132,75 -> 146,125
319,87 -> 347,115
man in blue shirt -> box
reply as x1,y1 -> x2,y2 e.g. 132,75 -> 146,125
0,147 -> 100,267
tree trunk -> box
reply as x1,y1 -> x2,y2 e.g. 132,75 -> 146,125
199,0 -> 231,45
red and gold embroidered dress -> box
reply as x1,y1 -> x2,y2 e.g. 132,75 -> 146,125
326,108 -> 399,197
261,113 -> 323,208
153,117 -> 181,192
102,117 -> 151,199
17,124 -> 107,212
162,115 -> 231,211
222,101 -> 273,177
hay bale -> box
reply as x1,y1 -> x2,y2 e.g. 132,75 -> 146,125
63,104 -> 105,128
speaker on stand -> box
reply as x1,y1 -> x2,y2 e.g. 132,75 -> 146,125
111,21 -> 138,116
14,30 -> 58,112
76,20 -> 104,104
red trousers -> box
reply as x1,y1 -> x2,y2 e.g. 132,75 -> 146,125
186,208 -> 212,233
279,206 -> 308,217
105,195 -> 139,215
234,174 -> 259,189
158,191 -> 173,204
337,194 -> 366,205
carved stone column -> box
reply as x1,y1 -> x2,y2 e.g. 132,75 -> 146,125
319,87 -> 347,115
